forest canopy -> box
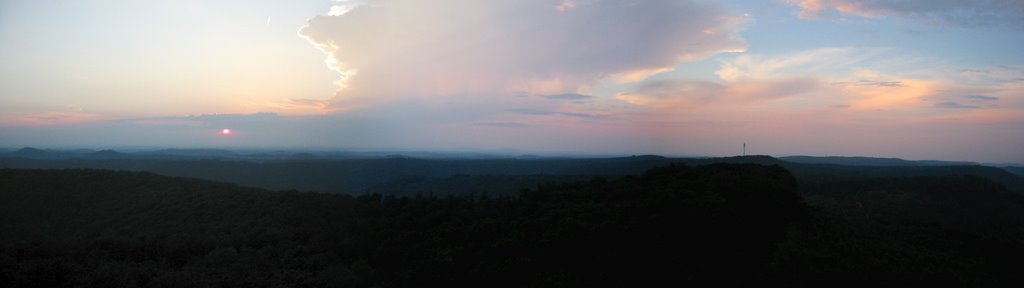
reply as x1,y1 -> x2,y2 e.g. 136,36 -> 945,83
2,162 -> 1023,287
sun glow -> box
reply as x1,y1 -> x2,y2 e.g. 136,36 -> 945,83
220,128 -> 232,135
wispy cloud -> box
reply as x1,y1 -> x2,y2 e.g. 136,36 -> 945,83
711,48 -> 1015,114
934,101 -> 979,109
786,0 -> 1024,27
848,80 -> 904,87
508,108 -> 599,119
544,93 -> 593,101
616,77 -> 819,108
966,95 -> 999,101
0,111 -> 108,126
474,122 -> 533,128
716,47 -> 887,82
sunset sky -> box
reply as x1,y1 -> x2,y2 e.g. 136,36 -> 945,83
1,0 -> 1022,162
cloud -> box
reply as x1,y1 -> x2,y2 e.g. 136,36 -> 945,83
966,95 -> 999,101
118,117 -> 203,127
713,48 -> 1024,124
728,78 -> 821,100
616,79 -> 724,106
786,0 -> 1024,27
934,101 -> 979,109
473,122 -> 533,128
716,47 -> 885,82
957,65 -> 1024,87
328,0 -> 366,16
287,99 -> 332,109
713,47 -> 1002,113
616,77 -> 819,107
544,93 -> 592,100
790,0 -> 825,19
839,78 -> 941,110
849,80 -> 904,87
299,0 -> 748,105
0,111 -> 108,126
508,108 -> 599,119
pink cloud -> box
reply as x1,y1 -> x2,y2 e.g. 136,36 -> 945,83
786,0 -> 1024,26
299,0 -> 748,107
615,77 -> 820,109
0,112 -> 108,126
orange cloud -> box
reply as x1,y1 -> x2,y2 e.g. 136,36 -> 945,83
792,0 -> 825,19
786,0 -> 1024,26
839,79 -> 939,110
615,77 -> 819,109
0,112 -> 108,126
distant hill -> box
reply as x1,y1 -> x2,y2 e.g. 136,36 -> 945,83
1004,166 -> 1024,177
140,148 -> 240,159
0,147 -> 613,161
0,164 -> 808,286
4,164 -> 1024,286
10,147 -> 68,159
691,155 -> 783,165
91,149 -> 127,159
781,155 -> 978,166
779,162 -> 1024,193
2,153 -> 1021,195
0,156 -> 686,194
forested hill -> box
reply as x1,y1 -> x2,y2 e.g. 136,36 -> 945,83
1004,166 -> 1024,177
1,165 -> 804,287
2,154 -> 1021,195
783,162 -> 1024,193
780,155 -> 979,166
0,156 -> 684,194
4,165 -> 1024,286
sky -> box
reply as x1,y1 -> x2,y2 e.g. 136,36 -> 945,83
1,0 -> 1022,162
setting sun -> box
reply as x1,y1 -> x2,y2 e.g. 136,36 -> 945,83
221,129 -> 232,135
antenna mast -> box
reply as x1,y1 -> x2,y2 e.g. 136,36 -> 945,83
743,142 -> 746,156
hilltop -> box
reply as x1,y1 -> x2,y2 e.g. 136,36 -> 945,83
2,149 -> 1021,195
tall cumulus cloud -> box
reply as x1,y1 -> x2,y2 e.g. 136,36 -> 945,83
298,0 -> 748,108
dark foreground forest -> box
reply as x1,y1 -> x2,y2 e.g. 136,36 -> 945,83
2,163 -> 1024,287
